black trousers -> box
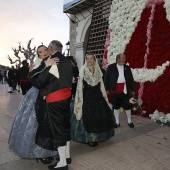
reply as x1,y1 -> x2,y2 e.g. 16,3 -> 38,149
47,97 -> 71,148
7,78 -> 13,87
35,96 -> 55,150
110,92 -> 131,110
20,81 -> 31,95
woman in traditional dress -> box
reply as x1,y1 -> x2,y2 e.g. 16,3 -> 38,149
71,53 -> 115,147
8,45 -> 58,163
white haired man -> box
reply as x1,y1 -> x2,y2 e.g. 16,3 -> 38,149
104,53 -> 135,128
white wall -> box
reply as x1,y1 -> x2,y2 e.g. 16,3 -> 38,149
74,7 -> 92,69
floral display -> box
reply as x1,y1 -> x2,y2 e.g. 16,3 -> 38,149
107,0 -> 148,64
103,0 -> 170,124
149,110 -> 170,126
102,29 -> 112,70
163,0 -> 170,22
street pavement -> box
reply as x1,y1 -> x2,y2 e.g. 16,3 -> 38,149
0,83 -> 169,170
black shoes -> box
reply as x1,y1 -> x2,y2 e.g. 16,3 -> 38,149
36,158 -> 52,164
114,123 -> 134,128
48,157 -> 54,161
48,162 -> 58,169
128,122 -> 134,128
88,142 -> 98,147
48,158 -> 71,169
48,165 -> 68,170
114,123 -> 120,128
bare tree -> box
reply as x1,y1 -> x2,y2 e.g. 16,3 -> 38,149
7,46 -> 22,65
7,38 -> 37,65
19,38 -> 36,62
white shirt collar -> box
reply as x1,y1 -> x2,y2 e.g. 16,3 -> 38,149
117,63 -> 124,69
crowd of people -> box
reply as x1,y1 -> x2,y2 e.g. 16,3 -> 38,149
0,66 -> 19,92
8,40 -> 135,170
0,62 -> 30,94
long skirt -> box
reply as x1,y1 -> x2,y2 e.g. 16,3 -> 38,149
8,87 -> 58,158
71,99 -> 115,143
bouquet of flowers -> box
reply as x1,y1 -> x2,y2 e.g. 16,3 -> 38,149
129,93 -> 143,115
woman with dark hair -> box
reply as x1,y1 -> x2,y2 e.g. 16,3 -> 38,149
8,45 -> 58,163
71,53 -> 115,147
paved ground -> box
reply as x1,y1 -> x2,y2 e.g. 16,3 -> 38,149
0,83 -> 169,170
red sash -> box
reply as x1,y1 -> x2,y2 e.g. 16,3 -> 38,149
110,83 -> 125,93
20,79 -> 29,82
46,88 -> 71,103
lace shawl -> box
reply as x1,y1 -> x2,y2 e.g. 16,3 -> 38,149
33,57 -> 42,69
74,55 -> 109,120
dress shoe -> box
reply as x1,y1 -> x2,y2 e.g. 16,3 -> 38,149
48,157 -> 54,161
48,162 -> 58,169
48,158 -> 71,169
48,165 -> 68,170
36,158 -> 51,164
114,123 -> 120,128
128,122 -> 134,128
88,142 -> 98,147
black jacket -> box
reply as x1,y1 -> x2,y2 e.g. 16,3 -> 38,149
104,63 -> 135,94
7,69 -> 15,80
28,52 -> 73,97
72,66 -> 79,78
18,66 -> 29,81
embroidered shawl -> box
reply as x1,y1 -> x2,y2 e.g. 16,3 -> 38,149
74,54 -> 109,120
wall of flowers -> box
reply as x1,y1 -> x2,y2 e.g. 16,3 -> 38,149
103,0 -> 170,124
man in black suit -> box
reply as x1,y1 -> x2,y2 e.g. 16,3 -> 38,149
104,53 -> 135,128
18,60 -> 31,95
29,40 -> 73,170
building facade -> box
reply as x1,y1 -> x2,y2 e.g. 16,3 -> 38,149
64,0 -> 93,68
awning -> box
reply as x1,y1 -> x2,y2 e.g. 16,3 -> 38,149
63,0 -> 95,15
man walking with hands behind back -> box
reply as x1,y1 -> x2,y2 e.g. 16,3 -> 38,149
29,40 -> 73,170
104,53 -> 135,128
